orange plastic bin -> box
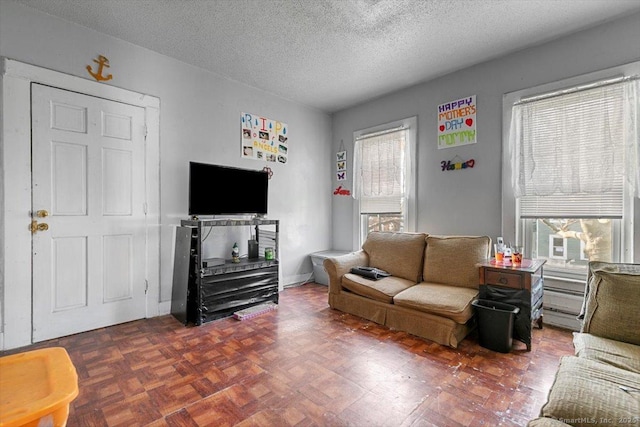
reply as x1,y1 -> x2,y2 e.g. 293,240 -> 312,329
0,347 -> 78,427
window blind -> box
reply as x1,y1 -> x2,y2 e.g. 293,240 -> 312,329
511,80 -> 630,219
355,128 -> 407,214
518,192 -> 624,218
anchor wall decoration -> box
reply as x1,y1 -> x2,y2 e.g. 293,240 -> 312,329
86,55 -> 113,82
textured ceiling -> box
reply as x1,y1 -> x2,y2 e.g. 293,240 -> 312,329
16,0 -> 640,112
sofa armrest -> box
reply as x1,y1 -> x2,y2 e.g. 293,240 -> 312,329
323,250 -> 369,294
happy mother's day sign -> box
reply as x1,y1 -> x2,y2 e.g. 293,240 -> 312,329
438,95 -> 476,149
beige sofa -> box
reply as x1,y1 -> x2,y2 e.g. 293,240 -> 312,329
528,262 -> 640,427
323,232 -> 491,348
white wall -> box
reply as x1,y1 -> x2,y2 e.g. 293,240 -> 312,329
331,12 -> 640,251
0,0 -> 332,342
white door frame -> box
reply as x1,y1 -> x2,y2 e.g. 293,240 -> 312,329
0,58 -> 160,350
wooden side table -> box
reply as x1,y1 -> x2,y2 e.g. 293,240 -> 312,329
478,259 -> 546,351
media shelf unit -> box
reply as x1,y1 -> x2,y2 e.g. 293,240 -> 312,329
171,218 -> 279,326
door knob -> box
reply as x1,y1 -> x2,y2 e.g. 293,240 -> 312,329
30,220 -> 49,234
36,209 -> 49,218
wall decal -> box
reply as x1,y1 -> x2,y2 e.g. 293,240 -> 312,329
86,55 -> 113,82
334,186 -> 351,196
262,166 -> 274,179
337,149 -> 347,174
241,112 -> 288,164
337,150 -> 347,175
438,95 -> 476,149
335,142 -> 349,184
441,155 -> 476,171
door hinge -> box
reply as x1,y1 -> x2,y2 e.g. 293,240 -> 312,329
145,279 -> 149,294
143,125 -> 148,140
143,202 -> 148,215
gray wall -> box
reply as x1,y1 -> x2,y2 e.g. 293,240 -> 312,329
1,0 -> 639,319
331,12 -> 640,251
0,0 -> 333,307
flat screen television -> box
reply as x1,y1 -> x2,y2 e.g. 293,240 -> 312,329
188,162 -> 268,216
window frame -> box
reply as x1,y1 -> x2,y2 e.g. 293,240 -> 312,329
548,234 -> 568,260
502,62 -> 640,279
353,117 -> 417,248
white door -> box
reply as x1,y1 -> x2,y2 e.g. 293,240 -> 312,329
31,84 -> 148,342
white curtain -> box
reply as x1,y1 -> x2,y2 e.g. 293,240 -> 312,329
624,79 -> 640,197
509,78 -> 639,218
353,128 -> 408,214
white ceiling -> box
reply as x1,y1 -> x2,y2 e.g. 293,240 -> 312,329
16,0 -> 640,113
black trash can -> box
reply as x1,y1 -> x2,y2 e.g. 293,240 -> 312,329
472,299 -> 520,353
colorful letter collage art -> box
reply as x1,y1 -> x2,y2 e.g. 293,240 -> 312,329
437,95 -> 476,149
241,112 -> 288,164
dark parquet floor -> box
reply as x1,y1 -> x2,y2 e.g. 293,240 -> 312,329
3,283 -> 574,426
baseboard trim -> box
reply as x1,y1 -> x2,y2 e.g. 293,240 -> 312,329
543,309 -> 581,331
158,301 -> 171,316
283,273 -> 314,288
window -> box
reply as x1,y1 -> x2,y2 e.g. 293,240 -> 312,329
508,75 -> 639,277
353,118 -> 416,246
549,234 -> 568,260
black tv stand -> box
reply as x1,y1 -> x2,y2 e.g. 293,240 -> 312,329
171,218 -> 279,325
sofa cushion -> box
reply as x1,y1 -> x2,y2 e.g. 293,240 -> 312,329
423,236 -> 491,289
581,264 -> 640,345
393,283 -> 478,324
362,232 -> 427,283
540,356 -> 640,426
573,332 -> 640,374
342,273 -> 415,304
527,418 -> 572,427
579,261 -> 640,319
